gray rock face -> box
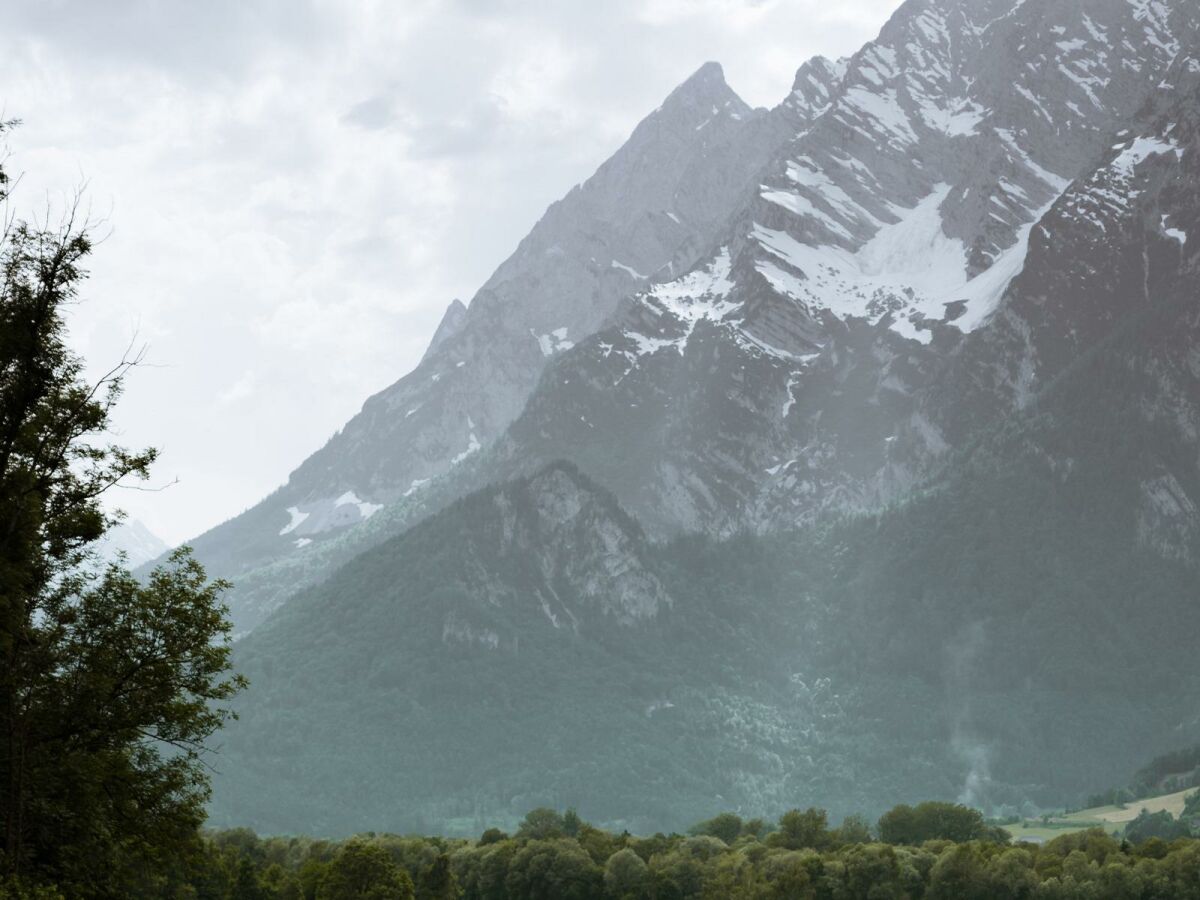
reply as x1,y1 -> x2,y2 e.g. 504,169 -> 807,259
419,298 -> 467,364
184,0 -> 1200,636
179,61 -> 821,628
915,54 -> 1200,560
462,464 -> 671,632
485,0 -> 1200,538
305,61 -> 794,507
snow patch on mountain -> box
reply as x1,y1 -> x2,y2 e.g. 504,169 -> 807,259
610,259 -> 648,279
1110,135 -> 1183,176
1162,215 -> 1188,243
335,491 -> 383,520
921,99 -> 987,136
625,249 -> 739,356
277,489 -> 385,545
749,183 -> 1061,343
451,419 -> 482,465
533,327 -> 575,357
279,508 -> 309,536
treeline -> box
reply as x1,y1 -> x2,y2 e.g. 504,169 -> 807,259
1088,744 -> 1200,809
32,802 -> 1200,900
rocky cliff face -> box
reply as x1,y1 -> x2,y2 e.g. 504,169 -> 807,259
177,60 -> 830,625
483,0 -> 1200,539
421,463 -> 672,639
181,0 -> 1200,634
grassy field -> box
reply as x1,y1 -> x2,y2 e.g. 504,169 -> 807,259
1002,788 -> 1195,843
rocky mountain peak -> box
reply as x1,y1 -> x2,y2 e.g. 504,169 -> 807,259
419,298 -> 468,364
782,56 -> 845,123
470,0 -> 1200,545
673,60 -> 730,95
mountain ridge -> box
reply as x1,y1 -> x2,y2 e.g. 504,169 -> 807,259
174,0 -> 1200,833
172,0 -> 1200,636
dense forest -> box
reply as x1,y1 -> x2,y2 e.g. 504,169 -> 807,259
93,803 -> 1200,900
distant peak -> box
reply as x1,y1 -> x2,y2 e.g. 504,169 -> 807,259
674,61 -> 731,99
420,298 -> 470,364
779,55 -> 845,123
657,60 -> 749,122
688,60 -> 726,85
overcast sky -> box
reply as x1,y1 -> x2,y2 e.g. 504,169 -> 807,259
2,0 -> 898,545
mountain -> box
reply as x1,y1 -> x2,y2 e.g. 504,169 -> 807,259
209,464 -> 918,835
179,59 -> 842,633
95,519 -> 171,569
204,0 -> 1200,835
477,0 -> 1200,538
419,298 -> 467,364
212,322 -> 1200,834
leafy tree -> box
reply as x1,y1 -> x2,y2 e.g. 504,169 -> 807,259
504,840 -> 603,900
767,808 -> 832,851
561,809 -> 583,839
1184,790 -> 1200,823
233,857 -> 269,900
516,810 -> 566,842
842,843 -> 902,898
173,820 -> 1200,900
648,850 -> 705,900
986,848 -> 1038,900
878,802 -> 993,845
834,814 -> 873,846
416,853 -> 461,900
1125,809 -> 1192,844
0,877 -> 63,900
0,122 -> 245,896
688,813 -> 743,845
602,848 -> 649,899
575,826 -> 620,867
474,840 -> 517,900
740,819 -> 770,842
926,843 -> 988,900
759,850 -> 814,898
299,858 -> 333,899
318,841 -> 415,900
700,851 -> 764,899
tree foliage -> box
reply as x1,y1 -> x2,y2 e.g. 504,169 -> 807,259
0,122 -> 245,896
171,811 -> 1200,900
317,840 -> 415,900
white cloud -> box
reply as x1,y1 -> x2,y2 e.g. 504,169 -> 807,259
634,0 -> 778,29
0,0 -> 898,544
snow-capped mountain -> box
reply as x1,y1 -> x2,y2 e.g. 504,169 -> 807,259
95,519 -> 171,569
482,0 -> 1200,536
202,0 -> 1200,835
177,60 -> 822,622
175,0 -> 1200,636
